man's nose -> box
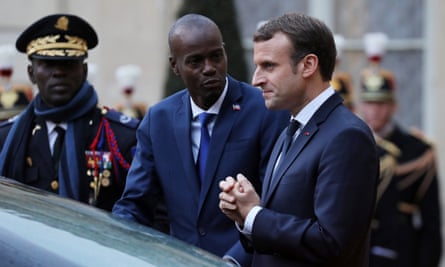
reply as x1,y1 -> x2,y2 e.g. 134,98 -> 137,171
252,68 -> 264,87
202,59 -> 216,75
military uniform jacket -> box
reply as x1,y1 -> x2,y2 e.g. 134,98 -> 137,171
0,107 -> 138,211
385,125 -> 442,267
369,139 -> 402,267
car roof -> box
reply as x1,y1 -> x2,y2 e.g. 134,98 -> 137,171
0,177 -> 230,267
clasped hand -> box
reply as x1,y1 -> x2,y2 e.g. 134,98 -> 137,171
218,173 -> 260,226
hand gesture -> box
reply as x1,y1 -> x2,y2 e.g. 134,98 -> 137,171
219,173 -> 260,226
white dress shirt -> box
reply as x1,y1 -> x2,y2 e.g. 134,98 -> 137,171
46,121 -> 67,155
190,77 -> 228,163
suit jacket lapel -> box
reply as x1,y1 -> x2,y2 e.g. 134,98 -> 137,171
263,123 -> 318,205
262,93 -> 343,205
174,93 -> 201,198
24,116 -> 53,184
34,116 -> 53,168
262,130 -> 286,195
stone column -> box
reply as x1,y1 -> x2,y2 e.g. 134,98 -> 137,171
423,1 -> 445,265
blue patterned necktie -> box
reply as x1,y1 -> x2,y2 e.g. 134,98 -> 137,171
197,113 -> 213,183
282,119 -> 300,155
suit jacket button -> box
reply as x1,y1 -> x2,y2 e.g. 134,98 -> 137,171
26,157 -> 32,167
51,180 -> 59,190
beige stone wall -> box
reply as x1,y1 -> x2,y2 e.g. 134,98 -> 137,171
0,0 -> 181,110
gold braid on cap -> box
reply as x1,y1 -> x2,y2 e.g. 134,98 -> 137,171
26,34 -> 88,57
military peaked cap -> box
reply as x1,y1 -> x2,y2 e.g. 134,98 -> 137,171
360,71 -> 396,102
16,14 -> 98,60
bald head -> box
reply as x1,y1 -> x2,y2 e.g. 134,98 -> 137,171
167,13 -> 227,110
168,14 -> 223,54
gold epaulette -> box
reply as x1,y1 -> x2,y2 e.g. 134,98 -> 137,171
375,135 -> 401,157
409,126 -> 435,146
375,136 -> 400,203
395,148 -> 436,211
395,148 -> 436,178
377,152 -> 397,203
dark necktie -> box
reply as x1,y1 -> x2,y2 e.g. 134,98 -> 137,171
282,119 -> 300,155
52,126 -> 65,173
269,119 -> 301,188
197,113 -> 213,183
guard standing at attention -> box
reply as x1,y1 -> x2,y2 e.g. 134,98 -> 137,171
0,14 -> 139,211
359,32 -> 442,267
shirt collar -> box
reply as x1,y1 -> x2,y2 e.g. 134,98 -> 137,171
46,121 -> 68,133
292,86 -> 335,126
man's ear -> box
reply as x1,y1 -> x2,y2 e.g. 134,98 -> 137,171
169,56 -> 179,76
27,64 -> 36,84
301,53 -> 318,78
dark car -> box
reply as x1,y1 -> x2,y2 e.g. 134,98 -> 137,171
0,177 -> 232,267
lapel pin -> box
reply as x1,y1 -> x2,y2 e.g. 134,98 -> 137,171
232,104 -> 241,111
304,131 -> 310,136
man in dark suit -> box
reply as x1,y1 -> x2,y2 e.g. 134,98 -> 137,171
219,13 -> 379,267
0,14 -> 138,211
112,14 -> 289,264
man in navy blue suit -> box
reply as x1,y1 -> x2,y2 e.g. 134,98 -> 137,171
112,14 -> 288,265
219,13 -> 379,267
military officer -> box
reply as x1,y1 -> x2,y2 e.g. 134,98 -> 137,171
0,44 -> 33,121
359,32 -> 442,267
0,14 -> 138,212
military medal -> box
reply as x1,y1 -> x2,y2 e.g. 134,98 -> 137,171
85,116 -> 131,206
101,169 -> 111,187
85,150 -> 113,205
